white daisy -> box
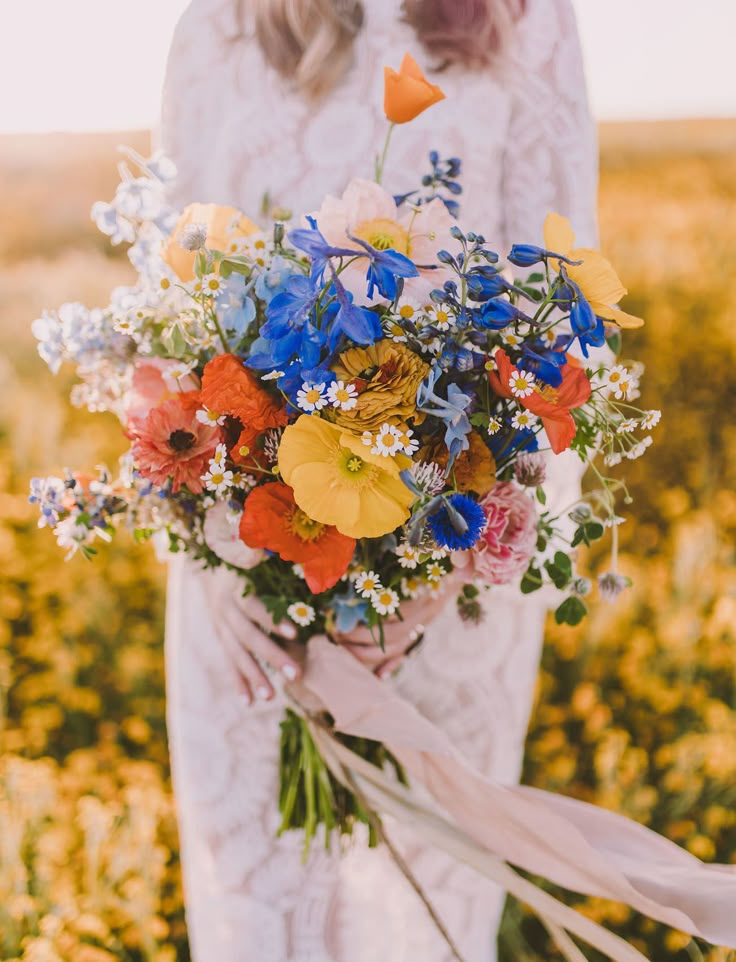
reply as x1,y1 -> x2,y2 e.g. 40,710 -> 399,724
603,365 -> 639,400
371,423 -> 403,458
395,542 -> 419,569
426,562 -> 446,583
604,451 -> 623,467
626,436 -> 653,460
355,570 -> 382,597
640,409 -> 661,430
296,382 -> 327,413
401,576 -> 424,600
426,306 -> 453,331
292,564 -> 306,579
202,466 -> 234,495
371,588 -> 400,616
511,410 -> 539,431
287,602 -> 315,626
384,319 -> 408,342
397,427 -> 419,456
502,331 -> 523,348
210,443 -> 229,467
196,407 -> 226,427
162,360 -> 196,387
361,430 -> 374,447
430,547 -> 448,560
508,369 -> 536,398
487,417 -> 502,435
201,274 -> 224,296
617,418 -> 638,434
261,370 -> 284,382
326,379 -> 358,411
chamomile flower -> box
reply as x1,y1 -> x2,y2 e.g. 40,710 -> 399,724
296,382 -> 327,413
640,409 -> 661,430
401,575 -> 424,599
426,306 -> 453,331
426,562 -> 446,583
603,365 -> 638,400
371,588 -> 400,616
292,564 -> 306,579
398,303 -> 419,321
162,360 -> 196,387
361,430 -> 374,447
326,379 -> 358,411
626,436 -> 653,460
287,602 -> 315,626
617,418 -> 638,434
210,443 -> 229,468
538,327 -> 558,349
509,369 -> 536,398
384,318 -> 408,342
261,370 -> 284,382
487,417 -> 502,435
604,451 -> 623,467
397,426 -> 419,456
395,542 -> 419,569
355,571 -> 382,597
202,465 -> 234,495
502,331 -> 524,348
511,410 -> 538,431
430,547 -> 448,560
371,423 -> 403,458
201,274 -> 224,296
196,407 -> 226,427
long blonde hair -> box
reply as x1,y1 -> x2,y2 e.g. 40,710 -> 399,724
235,0 -> 525,98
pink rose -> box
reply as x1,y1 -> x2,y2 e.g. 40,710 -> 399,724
468,482 -> 538,586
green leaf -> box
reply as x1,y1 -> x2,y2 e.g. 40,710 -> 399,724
585,521 -> 605,541
544,560 -> 571,590
554,595 -> 588,626
520,565 -> 543,594
526,272 -> 545,284
469,412 -> 489,428
605,331 -> 622,355
536,487 -> 547,505
161,322 -> 187,358
553,551 -> 573,576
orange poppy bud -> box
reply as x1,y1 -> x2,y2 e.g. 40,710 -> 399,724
383,52 -> 445,124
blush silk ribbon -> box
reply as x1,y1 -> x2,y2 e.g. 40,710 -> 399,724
292,637 -> 736,959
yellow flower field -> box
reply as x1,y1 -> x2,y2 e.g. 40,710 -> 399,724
1,121 -> 735,961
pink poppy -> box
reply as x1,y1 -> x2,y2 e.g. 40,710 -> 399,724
129,395 -> 219,494
124,357 -> 199,421
310,177 -> 455,303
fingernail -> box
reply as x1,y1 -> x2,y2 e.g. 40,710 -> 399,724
256,686 -> 272,701
280,622 -> 297,641
282,664 -> 299,681
241,693 -> 252,707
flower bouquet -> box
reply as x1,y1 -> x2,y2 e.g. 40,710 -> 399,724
31,55 -> 659,850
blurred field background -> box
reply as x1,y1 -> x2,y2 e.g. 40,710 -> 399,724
1,120 -> 736,961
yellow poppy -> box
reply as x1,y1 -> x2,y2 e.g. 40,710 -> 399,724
544,212 -> 644,329
278,415 -> 414,539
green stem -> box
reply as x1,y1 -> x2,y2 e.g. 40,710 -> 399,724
374,123 -> 396,185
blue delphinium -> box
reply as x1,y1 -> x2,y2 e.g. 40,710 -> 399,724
427,494 -> 486,551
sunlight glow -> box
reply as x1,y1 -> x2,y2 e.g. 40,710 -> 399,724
1,0 -> 734,133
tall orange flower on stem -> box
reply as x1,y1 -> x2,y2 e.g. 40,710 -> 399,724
383,52 -> 445,124
377,53 -> 445,184
239,482 -> 356,594
489,349 -> 591,455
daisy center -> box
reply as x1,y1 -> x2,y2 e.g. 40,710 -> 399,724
288,508 -> 325,543
353,217 -> 411,255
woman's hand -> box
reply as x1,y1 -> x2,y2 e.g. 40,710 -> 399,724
210,579 -> 302,705
334,571 -> 462,679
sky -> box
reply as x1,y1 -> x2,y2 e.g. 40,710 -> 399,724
1,0 -> 735,133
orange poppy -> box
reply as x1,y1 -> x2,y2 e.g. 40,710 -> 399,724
239,482 -> 356,594
489,349 -> 591,455
384,53 -> 445,124
200,354 -> 289,463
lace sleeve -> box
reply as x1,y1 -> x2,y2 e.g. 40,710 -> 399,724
500,0 -> 598,249
159,0 -> 240,208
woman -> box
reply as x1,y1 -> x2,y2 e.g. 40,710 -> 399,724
161,1 -> 598,959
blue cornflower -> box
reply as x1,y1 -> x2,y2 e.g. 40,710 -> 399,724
428,494 -> 486,551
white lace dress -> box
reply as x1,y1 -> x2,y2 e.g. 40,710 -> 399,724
161,1 -> 598,959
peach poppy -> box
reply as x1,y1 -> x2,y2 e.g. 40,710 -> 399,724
199,354 -> 289,462
489,349 -> 591,455
161,203 -> 260,282
239,482 -> 356,594
384,52 -> 445,124
129,394 -> 220,493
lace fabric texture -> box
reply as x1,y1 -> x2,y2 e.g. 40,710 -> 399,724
161,1 -> 598,958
